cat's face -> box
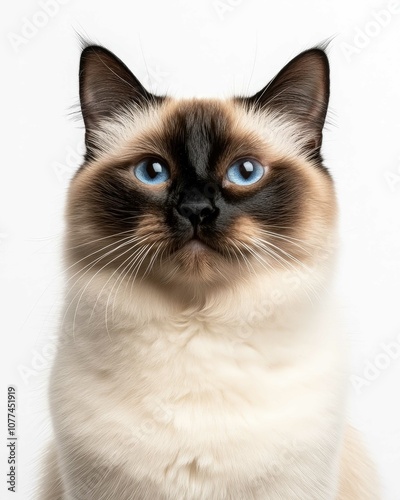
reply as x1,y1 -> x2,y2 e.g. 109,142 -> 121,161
66,46 -> 336,290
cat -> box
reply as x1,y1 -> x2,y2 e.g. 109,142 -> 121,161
40,44 -> 380,499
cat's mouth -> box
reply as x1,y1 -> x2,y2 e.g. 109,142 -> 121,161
169,231 -> 225,257
184,238 -> 209,251
181,237 -> 217,254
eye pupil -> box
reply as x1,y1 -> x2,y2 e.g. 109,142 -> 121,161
147,162 -> 162,179
239,161 -> 254,180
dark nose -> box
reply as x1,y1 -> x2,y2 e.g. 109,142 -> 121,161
178,198 -> 218,226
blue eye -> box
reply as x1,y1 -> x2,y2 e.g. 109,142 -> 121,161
134,158 -> 170,185
226,159 -> 265,186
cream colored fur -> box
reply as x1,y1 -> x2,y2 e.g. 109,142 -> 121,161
42,252 -> 380,499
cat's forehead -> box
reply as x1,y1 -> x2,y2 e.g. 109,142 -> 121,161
156,100 -> 234,177
86,98 -> 257,178
90,97 -> 307,176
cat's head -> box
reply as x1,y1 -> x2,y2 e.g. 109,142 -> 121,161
66,45 -> 336,293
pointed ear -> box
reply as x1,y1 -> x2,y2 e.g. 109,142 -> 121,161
79,45 -> 162,156
245,48 -> 330,154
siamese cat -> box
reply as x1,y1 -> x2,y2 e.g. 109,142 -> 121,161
41,44 -> 379,499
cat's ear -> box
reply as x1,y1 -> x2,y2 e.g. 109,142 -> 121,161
79,45 -> 161,153
245,48 -> 330,153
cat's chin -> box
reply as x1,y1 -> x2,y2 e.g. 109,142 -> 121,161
150,238 -> 234,287
181,238 -> 214,253
175,238 -> 221,269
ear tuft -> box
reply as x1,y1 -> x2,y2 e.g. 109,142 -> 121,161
242,48 -> 330,155
79,45 -> 163,157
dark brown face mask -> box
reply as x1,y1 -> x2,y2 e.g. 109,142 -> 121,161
66,44 -> 335,287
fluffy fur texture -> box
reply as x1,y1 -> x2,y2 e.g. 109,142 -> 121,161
41,45 -> 379,499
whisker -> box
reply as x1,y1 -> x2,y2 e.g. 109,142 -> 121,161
121,242 -> 159,313
65,226 -> 144,251
19,233 -> 142,335
251,238 -> 318,304
241,242 -> 275,274
257,230 -> 314,255
140,243 -> 164,282
254,237 -> 307,269
83,237 -> 151,327
104,242 -> 153,333
227,239 -> 257,276
65,236 -> 149,338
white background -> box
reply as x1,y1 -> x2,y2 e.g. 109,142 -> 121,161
1,0 -> 400,498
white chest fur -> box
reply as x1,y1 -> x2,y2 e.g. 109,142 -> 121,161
51,271 -> 347,500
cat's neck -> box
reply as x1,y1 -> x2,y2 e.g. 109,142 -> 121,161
63,255 -> 336,341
